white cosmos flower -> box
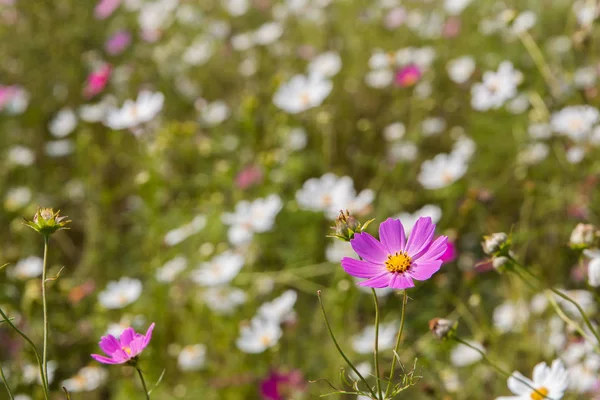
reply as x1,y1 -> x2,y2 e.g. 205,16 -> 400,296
191,250 -> 245,286
573,66 -> 597,89
177,344 -> 207,371
182,37 -> 214,66
62,366 -> 108,392
389,142 -> 418,162
9,256 -> 43,280
471,62 -> 521,111
365,69 -> 394,88
164,215 -> 207,246
203,286 -> 247,314
14,395 -> 32,400
273,73 -> 333,114
98,277 -> 142,309
254,22 -> 283,45
23,361 -> 57,385
352,321 -> 398,354
221,195 -> 283,246
295,173 -> 374,218
584,249 -> 600,287
550,105 -> 599,142
5,186 -> 32,211
104,91 -> 164,130
444,0 -> 473,15
566,146 -> 585,164
200,100 -> 230,126
511,10 -> 537,34
528,123 -> 552,140
447,56 -> 476,84
156,256 -> 187,283
450,340 -> 484,367
393,205 -> 442,234
554,289 -> 596,317
383,122 -> 406,141
7,146 -> 35,166
518,142 -> 549,165
418,153 -> 468,190
49,108 -> 77,137
308,51 -> 342,77
257,290 -> 297,324
493,300 -> 529,333
325,240 -> 355,263
236,317 -> 283,353
45,140 -> 74,157
225,0 -> 249,16
496,359 -> 569,400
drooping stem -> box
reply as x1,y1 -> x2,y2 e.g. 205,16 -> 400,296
0,363 -> 14,400
453,337 -> 556,400
317,291 -> 378,399
136,367 -> 151,400
384,290 -> 407,399
41,235 -> 49,390
371,289 -> 383,400
0,308 -> 48,398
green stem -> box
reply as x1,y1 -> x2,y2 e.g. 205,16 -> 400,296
371,289 -> 383,400
41,236 -> 49,390
0,364 -> 14,400
136,367 -> 151,400
317,291 -> 378,399
384,290 -> 407,399
519,32 -> 561,98
0,308 -> 48,398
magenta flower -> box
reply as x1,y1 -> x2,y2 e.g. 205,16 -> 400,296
260,369 -> 305,400
440,239 -> 457,263
395,64 -> 422,87
341,217 -> 448,289
91,323 -> 155,365
94,0 -> 120,19
105,30 -> 131,56
83,64 -> 111,98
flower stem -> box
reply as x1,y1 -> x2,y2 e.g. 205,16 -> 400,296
0,363 -> 14,400
371,289 -> 383,400
317,291 -> 378,399
41,235 -> 49,390
519,31 -> 561,98
384,290 -> 407,399
136,367 -> 151,400
0,308 -> 48,398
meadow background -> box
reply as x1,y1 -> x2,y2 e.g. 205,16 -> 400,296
1,0 -> 600,398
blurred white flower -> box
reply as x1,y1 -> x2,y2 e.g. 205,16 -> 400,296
584,249 -> 600,287
232,33 -> 255,51
79,96 -> 116,122
225,0 -> 249,16
236,317 -> 282,353
566,146 -> 585,164
493,300 -> 529,333
104,91 -> 164,130
444,0 -> 472,16
573,0 -> 599,27
222,195 -> 283,246
273,74 -> 333,114
422,117 -> 446,136
177,344 -> 207,371
506,93 -> 529,114
511,10 -> 537,34
447,56 -> 476,84
45,140 -> 74,157
49,108 -> 77,137
349,361 -> 372,381
182,37 -> 214,66
62,366 -> 108,392
295,173 -> 374,218
518,142 -> 549,165
191,250 -> 245,286
308,51 -> 342,77
257,290 -> 297,324
164,215 -> 207,246
365,69 -> 394,88
200,100 -> 230,126
254,22 -> 283,45
285,127 -> 308,151
325,240 -> 355,263
14,395 -> 32,400
450,340 -> 484,367
471,62 -> 521,111
5,186 -> 32,211
389,142 -> 418,162
554,289 -> 596,317
98,277 -> 142,309
452,135 -> 476,159
574,66 -> 597,89
383,122 -> 405,141
528,123 -> 552,140
23,361 -> 57,385
156,256 -> 187,283
352,321 -> 398,354
203,286 -> 247,314
418,153 -> 468,189
7,146 -> 35,166
394,204 -> 442,234
550,105 -> 599,142
9,256 -> 43,280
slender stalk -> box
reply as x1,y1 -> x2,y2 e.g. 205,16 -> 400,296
41,236 -> 49,389
519,32 -> 561,98
371,289 -> 383,400
317,291 -> 378,399
0,364 -> 14,400
0,309 -> 48,398
384,290 -> 407,399
136,367 -> 151,400
453,337 -> 556,400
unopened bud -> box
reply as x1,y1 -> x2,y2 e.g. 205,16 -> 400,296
24,208 -> 71,237
429,318 -> 457,340
492,256 -> 510,271
329,210 -> 373,242
482,232 -> 509,256
569,223 -> 597,250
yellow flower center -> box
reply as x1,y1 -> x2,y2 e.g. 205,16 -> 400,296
123,346 -> 132,355
300,93 -> 310,106
260,335 -> 272,346
530,387 -> 549,400
385,252 -> 412,273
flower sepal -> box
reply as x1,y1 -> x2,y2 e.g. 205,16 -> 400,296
328,210 -> 374,242
24,208 -> 71,237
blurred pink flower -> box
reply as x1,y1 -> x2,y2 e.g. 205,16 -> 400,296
105,30 -> 131,55
83,64 -> 111,98
440,239 -> 457,263
95,0 -> 120,19
0,85 -> 18,109
236,166 -> 263,190
384,7 -> 406,30
443,17 -> 462,38
395,64 -> 422,87
260,370 -> 305,400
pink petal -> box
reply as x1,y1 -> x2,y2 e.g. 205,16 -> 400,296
379,218 -> 406,253
143,323 -> 155,348
357,272 -> 391,288
91,354 -> 121,364
409,260 -> 442,281
341,257 -> 385,278
415,236 -> 448,263
405,217 -> 435,258
350,232 -> 388,264
119,328 -> 136,347
98,335 -> 121,355
389,273 -> 415,289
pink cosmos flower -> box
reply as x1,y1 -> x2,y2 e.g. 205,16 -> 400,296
341,217 -> 448,289
94,0 -> 120,20
91,323 -> 155,364
83,64 -> 111,98
235,165 -> 264,190
260,370 -> 305,400
105,31 -> 131,56
440,239 -> 457,263
395,64 -> 422,87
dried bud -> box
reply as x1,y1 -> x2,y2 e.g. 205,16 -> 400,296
429,318 -> 457,340
569,223 -> 597,250
24,208 -> 71,237
329,210 -> 374,242
482,232 -> 509,256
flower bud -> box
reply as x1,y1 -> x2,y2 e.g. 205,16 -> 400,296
492,256 -> 510,272
482,232 -> 509,256
329,210 -> 373,242
24,208 -> 71,237
429,318 -> 457,340
569,223 -> 597,250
